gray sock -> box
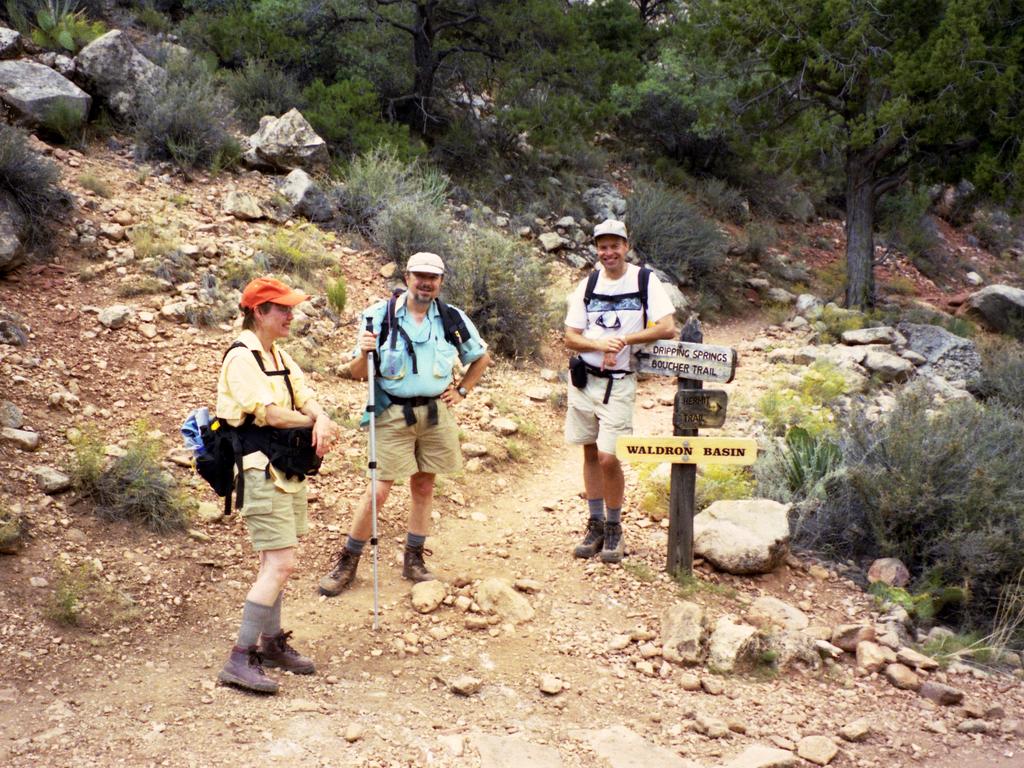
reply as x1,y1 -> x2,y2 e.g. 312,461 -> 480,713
263,592 -> 283,637
587,498 -> 605,521
236,600 -> 273,648
606,506 -> 622,525
406,532 -> 427,549
346,536 -> 367,555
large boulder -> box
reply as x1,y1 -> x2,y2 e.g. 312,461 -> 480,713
707,616 -> 760,672
582,183 -> 627,220
896,321 -> 981,382
0,191 -> 26,274
0,27 -> 21,59
964,285 -> 1024,335
0,60 -> 91,128
278,168 -> 334,222
243,109 -> 329,172
694,499 -> 791,574
74,30 -> 165,120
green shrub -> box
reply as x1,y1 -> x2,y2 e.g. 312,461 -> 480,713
77,171 -> 112,198
0,123 -> 70,249
745,221 -> 777,260
816,304 -> 867,344
975,348 -> 1024,410
331,145 -> 449,233
30,0 -> 105,53
133,53 -> 234,169
758,360 -> 849,436
68,425 -> 106,492
326,276 -> 347,314
798,394 -> 1024,630
46,559 -> 138,627
698,177 -> 748,224
74,423 -> 191,532
134,2 -> 170,33
220,58 -> 304,131
892,306 -> 977,339
696,465 -> 755,510
41,100 -> 86,145
778,426 -> 841,498
302,77 -> 421,159
626,182 -> 725,286
371,197 -> 449,270
444,229 -> 554,359
0,501 -> 23,553
255,225 -> 333,279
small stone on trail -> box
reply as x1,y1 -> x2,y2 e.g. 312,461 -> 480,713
514,578 -> 543,593
919,681 -> 965,706
839,717 -> 872,742
411,580 -> 447,614
344,723 -> 364,742
450,675 -> 481,696
720,745 -> 799,768
701,676 -> 724,695
796,735 -> 838,765
538,674 -> 564,695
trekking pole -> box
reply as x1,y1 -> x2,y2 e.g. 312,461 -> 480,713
365,317 -> 380,631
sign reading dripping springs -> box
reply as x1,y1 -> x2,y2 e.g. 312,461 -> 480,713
619,319 -> 756,575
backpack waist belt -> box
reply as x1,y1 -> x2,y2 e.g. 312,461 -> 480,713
583,364 -> 633,405
387,394 -> 439,427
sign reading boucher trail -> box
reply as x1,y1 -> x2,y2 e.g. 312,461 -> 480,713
636,341 -> 737,383
616,436 -> 758,465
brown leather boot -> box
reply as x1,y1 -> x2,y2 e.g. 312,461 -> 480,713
402,544 -> 436,582
259,630 -> 315,675
218,645 -> 279,694
318,549 -> 360,596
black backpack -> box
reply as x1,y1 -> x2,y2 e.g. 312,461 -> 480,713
583,266 -> 652,327
194,341 -> 322,516
375,289 -> 470,376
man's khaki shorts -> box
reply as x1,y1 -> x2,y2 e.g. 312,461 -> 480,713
374,401 -> 462,480
564,373 -> 637,455
240,468 -> 308,551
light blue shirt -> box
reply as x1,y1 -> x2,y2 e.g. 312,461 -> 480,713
356,295 -> 488,399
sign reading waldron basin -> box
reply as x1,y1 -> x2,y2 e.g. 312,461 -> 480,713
636,341 -> 737,383
616,436 -> 758,465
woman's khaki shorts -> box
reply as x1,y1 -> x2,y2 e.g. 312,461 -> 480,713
374,401 -> 462,480
564,373 -> 637,455
240,468 -> 308,551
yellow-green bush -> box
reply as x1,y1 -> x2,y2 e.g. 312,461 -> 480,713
696,465 -> 755,510
256,225 -> 333,279
758,360 -> 850,436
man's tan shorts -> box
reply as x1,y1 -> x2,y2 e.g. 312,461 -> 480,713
374,401 -> 462,480
240,468 -> 308,551
564,373 -> 637,455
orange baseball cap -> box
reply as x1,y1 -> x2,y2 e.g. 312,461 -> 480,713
239,277 -> 309,309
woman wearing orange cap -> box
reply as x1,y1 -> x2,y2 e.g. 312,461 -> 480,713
215,277 -> 341,694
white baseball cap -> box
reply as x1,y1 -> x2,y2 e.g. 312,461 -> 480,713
406,251 -> 445,274
593,219 -> 628,241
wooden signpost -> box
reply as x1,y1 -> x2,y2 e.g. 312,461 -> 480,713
617,318 -> 753,576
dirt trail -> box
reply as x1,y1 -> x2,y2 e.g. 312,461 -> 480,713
3,313 -> 1023,768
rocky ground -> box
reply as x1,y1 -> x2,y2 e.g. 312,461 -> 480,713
2,144 -> 1024,768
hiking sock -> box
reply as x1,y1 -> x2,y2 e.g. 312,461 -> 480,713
406,532 -> 427,549
587,498 -> 605,521
236,600 -> 273,648
345,536 -> 367,556
606,506 -> 622,525
263,592 -> 283,637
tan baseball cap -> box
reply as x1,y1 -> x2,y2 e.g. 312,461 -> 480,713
593,219 -> 628,240
406,252 -> 445,274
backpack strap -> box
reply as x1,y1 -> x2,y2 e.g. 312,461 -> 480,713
376,292 -> 418,375
224,340 -> 295,410
638,266 -> 651,327
436,299 -> 470,349
582,270 -> 601,308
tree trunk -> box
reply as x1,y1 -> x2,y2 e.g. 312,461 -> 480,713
844,149 -> 876,310
409,2 -> 439,134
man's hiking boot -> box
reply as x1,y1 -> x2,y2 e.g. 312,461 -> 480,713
599,521 -> 624,564
573,518 -> 605,558
218,645 -> 279,694
259,630 -> 315,675
318,549 -> 360,596
402,545 -> 436,582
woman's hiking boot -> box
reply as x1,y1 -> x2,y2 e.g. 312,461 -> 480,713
258,630 -> 315,675
218,645 -> 279,694
318,549 -> 360,596
402,545 -> 436,582
599,522 -> 624,563
573,518 -> 605,558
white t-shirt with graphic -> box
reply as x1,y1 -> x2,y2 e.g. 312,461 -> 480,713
565,264 -> 675,371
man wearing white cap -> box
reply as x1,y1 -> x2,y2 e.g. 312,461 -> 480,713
319,252 -> 491,594
564,220 -> 676,563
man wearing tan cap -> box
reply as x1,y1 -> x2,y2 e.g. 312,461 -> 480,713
319,252 -> 491,595
564,220 -> 676,563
